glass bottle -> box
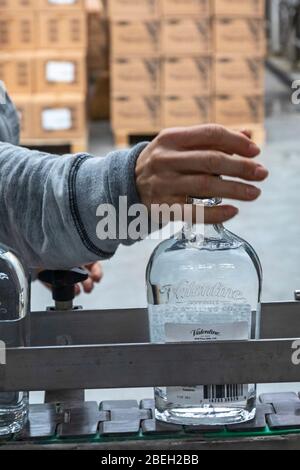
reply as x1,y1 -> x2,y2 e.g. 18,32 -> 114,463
146,198 -> 262,426
0,247 -> 30,435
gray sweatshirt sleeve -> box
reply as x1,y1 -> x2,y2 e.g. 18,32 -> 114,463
0,142 -> 148,270
0,92 -> 20,146
0,91 -> 148,269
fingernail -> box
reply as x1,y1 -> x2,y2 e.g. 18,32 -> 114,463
247,186 -> 261,199
225,207 -> 239,217
249,142 -> 260,154
254,166 -> 268,179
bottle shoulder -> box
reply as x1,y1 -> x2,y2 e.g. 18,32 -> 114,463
149,228 -> 254,260
147,228 -> 262,285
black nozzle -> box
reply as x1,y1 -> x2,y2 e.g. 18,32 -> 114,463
38,268 -> 89,303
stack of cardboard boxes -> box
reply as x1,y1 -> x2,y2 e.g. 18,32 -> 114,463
0,0 -> 88,152
162,0 -> 213,128
86,0 -> 109,78
110,0 -> 265,146
214,0 -> 265,140
86,0 -> 110,120
110,0 -> 161,140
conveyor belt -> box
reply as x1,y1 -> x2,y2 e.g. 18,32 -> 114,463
1,393 -> 300,449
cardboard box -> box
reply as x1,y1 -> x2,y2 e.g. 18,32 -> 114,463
108,0 -> 159,19
215,55 -> 264,94
112,57 -> 160,94
163,56 -> 212,95
38,0 -> 85,9
13,95 -> 34,140
214,0 -> 265,17
214,17 -> 266,55
0,53 -> 33,94
162,18 -> 212,55
215,94 -> 264,125
38,11 -> 87,50
0,14 -> 36,50
35,51 -> 87,94
0,0 -> 34,8
163,95 -> 212,127
111,21 -> 160,56
112,95 -> 161,130
33,94 -> 87,140
162,0 -> 211,16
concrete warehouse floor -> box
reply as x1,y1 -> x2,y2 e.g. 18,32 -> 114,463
30,69 -> 300,403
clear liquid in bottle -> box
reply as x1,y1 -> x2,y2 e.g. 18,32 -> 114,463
146,206 -> 262,426
0,249 -> 30,435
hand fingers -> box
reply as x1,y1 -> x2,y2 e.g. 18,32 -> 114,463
183,204 -> 239,225
82,277 -> 94,294
170,150 -> 268,181
240,129 -> 253,140
153,201 -> 239,225
85,262 -> 103,283
74,263 -> 103,296
202,205 -> 239,224
173,175 -> 261,201
162,125 -> 260,158
230,128 -> 253,140
75,284 -> 81,296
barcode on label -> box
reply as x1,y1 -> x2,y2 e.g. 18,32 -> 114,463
203,385 -> 247,402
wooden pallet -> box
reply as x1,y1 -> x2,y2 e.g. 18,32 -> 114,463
20,137 -> 88,154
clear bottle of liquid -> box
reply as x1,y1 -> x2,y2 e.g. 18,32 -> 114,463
146,198 -> 262,426
0,247 -> 30,435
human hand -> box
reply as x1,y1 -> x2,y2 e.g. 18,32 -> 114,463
38,262 -> 103,296
135,124 -> 268,224
74,262 -> 103,295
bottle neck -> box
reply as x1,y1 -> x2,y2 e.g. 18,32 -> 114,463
182,222 -> 225,243
182,198 -> 225,242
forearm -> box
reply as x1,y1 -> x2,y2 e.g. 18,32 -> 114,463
0,142 -> 147,269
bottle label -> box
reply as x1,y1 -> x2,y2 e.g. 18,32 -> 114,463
165,321 -> 249,342
166,384 -> 249,405
165,319 -> 250,405
152,281 -> 248,305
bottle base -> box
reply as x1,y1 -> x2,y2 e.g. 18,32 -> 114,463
0,402 -> 28,436
155,405 -> 256,427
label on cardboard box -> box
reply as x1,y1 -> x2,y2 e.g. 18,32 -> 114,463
46,61 -> 76,83
42,108 -> 72,131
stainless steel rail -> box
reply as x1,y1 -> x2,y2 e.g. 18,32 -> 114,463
0,302 -> 300,392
